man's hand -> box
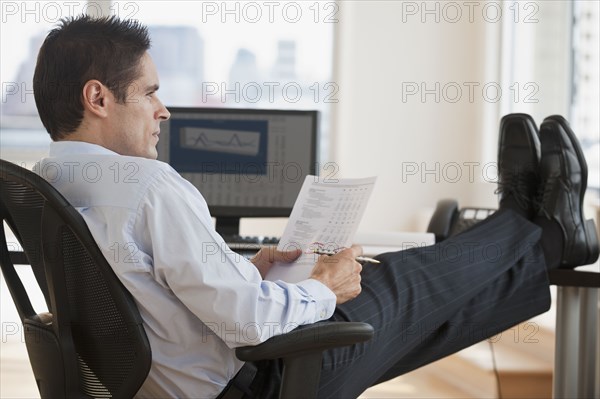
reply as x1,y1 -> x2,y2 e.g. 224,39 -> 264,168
309,245 -> 363,304
250,246 -> 302,279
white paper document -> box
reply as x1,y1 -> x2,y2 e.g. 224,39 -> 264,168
265,175 -> 377,283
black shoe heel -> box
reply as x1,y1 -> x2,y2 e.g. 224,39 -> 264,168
583,219 -> 600,266
545,115 -> 588,213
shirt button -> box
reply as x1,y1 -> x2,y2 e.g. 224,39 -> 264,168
320,309 -> 327,318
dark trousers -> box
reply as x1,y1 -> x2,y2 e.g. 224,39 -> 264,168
251,209 -> 551,398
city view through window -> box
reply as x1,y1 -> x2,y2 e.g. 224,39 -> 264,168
571,0 -> 600,191
1,1 -> 336,168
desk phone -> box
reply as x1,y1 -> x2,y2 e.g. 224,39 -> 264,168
427,199 -> 497,242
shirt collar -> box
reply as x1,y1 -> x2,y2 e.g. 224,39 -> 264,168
49,141 -> 120,157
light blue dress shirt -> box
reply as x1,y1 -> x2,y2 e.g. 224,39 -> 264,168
34,141 -> 336,398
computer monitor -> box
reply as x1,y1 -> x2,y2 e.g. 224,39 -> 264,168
157,107 -> 319,236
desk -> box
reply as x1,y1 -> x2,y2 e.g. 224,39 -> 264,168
549,269 -> 600,399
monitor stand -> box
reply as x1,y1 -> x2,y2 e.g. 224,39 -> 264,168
215,216 -> 241,237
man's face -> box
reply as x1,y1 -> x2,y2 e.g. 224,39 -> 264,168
105,52 -> 170,159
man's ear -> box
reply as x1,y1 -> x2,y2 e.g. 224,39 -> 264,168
82,80 -> 110,118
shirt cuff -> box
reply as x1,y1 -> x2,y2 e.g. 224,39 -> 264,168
296,278 -> 337,321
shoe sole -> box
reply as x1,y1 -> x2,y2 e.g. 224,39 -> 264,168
544,115 -> 599,266
499,113 -> 540,160
498,113 -> 540,218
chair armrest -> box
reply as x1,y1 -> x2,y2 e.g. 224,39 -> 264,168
235,321 -> 374,361
235,322 -> 373,398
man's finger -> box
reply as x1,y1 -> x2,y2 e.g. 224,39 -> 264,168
350,244 -> 364,257
339,245 -> 363,259
275,248 -> 302,263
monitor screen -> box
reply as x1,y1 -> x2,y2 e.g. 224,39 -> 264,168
157,107 -> 319,235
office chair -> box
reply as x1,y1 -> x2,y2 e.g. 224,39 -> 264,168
0,159 -> 374,399
0,159 -> 152,398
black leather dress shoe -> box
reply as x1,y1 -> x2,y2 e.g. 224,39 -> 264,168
538,115 -> 599,268
497,113 -> 541,219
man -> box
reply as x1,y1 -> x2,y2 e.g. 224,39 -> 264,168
32,15 -> 598,398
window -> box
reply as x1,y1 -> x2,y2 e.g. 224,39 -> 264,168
499,0 -> 599,194
571,1 -> 599,192
0,3 -> 57,169
0,1 -> 336,167
136,1 -> 336,161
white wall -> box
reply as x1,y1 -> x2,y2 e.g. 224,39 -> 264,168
329,1 -> 574,232
331,1 -> 501,231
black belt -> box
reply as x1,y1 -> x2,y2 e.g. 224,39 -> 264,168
217,362 -> 258,399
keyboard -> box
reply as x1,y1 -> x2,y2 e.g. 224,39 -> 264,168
223,235 -> 280,251
448,208 -> 496,237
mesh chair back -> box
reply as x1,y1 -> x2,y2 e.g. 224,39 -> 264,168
1,177 -> 50,305
0,159 -> 151,398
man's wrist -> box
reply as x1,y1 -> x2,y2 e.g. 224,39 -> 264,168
297,278 -> 337,320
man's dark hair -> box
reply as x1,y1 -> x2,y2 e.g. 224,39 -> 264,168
33,15 -> 150,140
